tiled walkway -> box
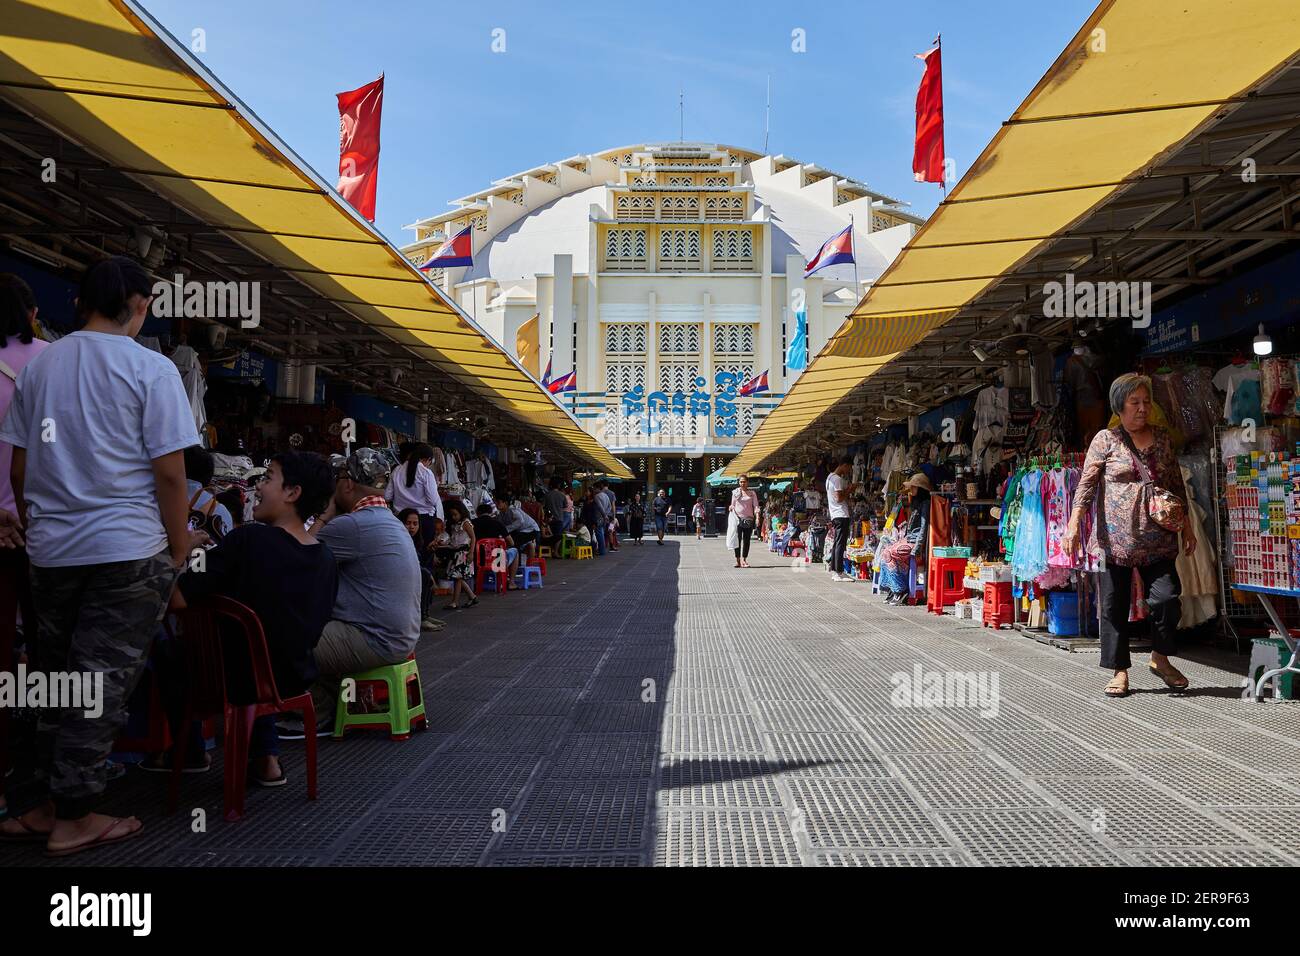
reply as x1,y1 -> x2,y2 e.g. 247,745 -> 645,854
4,535 -> 1297,866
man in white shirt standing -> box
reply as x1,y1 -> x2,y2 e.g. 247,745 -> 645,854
825,458 -> 856,582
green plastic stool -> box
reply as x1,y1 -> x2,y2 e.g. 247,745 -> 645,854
333,657 -> 427,740
558,534 -> 577,559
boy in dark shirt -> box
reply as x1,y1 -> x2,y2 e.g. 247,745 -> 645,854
172,450 -> 338,786
471,503 -> 519,585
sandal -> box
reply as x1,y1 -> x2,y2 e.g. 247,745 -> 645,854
1104,675 -> 1130,698
464,597 -> 479,608
442,603 -> 460,611
45,816 -> 143,858
1149,661 -> 1190,691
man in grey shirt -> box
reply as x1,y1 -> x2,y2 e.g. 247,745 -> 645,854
288,448 -> 420,736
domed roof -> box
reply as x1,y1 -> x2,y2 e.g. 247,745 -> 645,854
406,143 -> 918,289
464,185 -> 603,282
461,181 -> 911,287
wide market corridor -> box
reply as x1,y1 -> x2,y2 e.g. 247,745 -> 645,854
5,536 -> 1297,868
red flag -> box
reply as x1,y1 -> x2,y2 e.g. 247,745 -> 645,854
336,74 -> 384,221
912,39 -> 945,185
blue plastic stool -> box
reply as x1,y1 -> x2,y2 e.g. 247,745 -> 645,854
518,565 -> 543,590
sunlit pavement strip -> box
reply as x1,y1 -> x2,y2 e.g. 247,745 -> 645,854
6,537 -> 1299,867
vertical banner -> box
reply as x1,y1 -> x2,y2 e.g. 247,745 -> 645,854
912,38 -> 945,185
785,287 -> 808,372
517,313 -> 540,378
336,74 -> 384,221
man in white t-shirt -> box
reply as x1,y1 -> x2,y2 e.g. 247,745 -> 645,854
825,459 -> 856,581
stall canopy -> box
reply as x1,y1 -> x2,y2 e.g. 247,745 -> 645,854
727,0 -> 1300,475
0,0 -> 631,478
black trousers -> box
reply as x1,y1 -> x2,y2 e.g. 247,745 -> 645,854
829,517 -> 850,575
1098,558 -> 1181,670
734,524 -> 753,560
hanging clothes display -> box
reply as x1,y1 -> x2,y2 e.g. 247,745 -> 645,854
1176,464 -> 1218,629
1063,346 -> 1106,448
170,342 -> 208,440
1009,471 -> 1048,583
1212,361 -> 1263,425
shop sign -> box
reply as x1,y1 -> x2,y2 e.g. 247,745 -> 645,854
619,371 -> 743,437
1142,245 -> 1300,354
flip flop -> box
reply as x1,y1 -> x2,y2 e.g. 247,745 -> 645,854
1104,678 -> 1130,698
253,771 -> 288,789
0,816 -> 53,842
44,816 -> 143,857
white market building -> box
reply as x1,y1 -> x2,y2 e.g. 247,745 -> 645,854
401,143 -> 921,493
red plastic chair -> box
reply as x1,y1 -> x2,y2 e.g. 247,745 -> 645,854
475,537 -> 509,596
169,596 -> 318,822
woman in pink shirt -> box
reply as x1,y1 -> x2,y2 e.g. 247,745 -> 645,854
0,274 -> 49,822
729,475 -> 761,568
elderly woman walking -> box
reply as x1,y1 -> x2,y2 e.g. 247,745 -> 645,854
1063,372 -> 1197,698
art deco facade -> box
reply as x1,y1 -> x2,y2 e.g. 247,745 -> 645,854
401,143 -> 920,489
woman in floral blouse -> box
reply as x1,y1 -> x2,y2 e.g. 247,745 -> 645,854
1063,373 -> 1197,697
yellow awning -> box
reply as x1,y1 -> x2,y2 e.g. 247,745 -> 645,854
0,0 -> 631,478
729,0 -> 1300,475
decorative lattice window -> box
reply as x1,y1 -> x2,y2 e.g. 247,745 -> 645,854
714,324 -> 756,354
704,196 -> 745,221
568,161 -> 588,174
536,171 -> 556,185
657,413 -> 702,440
658,324 -> 700,354
739,404 -> 755,437
503,190 -> 524,205
704,175 -> 729,188
726,152 -> 745,166
603,405 -> 640,442
605,362 -> 646,393
604,323 -> 647,355
873,213 -> 898,231
658,363 -> 699,393
471,214 -> 487,231
604,228 -> 647,270
667,175 -> 693,187
617,153 -> 635,167
633,175 -> 657,187
715,362 -> 754,383
711,229 -> 754,271
424,267 -> 445,282
836,189 -> 858,206
615,195 -> 656,220
658,228 -> 701,270
659,195 -> 699,221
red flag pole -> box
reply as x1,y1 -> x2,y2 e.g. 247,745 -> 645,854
912,34 -> 945,190
336,74 -> 384,222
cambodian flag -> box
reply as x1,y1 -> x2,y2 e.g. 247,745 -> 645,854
547,369 -> 577,394
739,370 -> 769,397
804,224 -> 855,277
541,358 -> 553,388
419,225 -> 473,270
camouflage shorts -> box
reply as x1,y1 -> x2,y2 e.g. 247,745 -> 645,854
7,550 -> 178,820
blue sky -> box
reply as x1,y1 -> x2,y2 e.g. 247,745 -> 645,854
145,0 -> 1098,243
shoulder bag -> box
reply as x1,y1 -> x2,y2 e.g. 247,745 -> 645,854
1118,430 -> 1185,533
